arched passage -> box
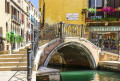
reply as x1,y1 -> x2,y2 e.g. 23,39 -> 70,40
43,41 -> 97,69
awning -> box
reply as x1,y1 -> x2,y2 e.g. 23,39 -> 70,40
89,26 -> 120,32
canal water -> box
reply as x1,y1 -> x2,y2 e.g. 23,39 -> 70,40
49,66 -> 120,81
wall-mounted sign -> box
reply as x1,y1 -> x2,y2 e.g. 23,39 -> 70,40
90,26 -> 120,32
66,13 -> 79,20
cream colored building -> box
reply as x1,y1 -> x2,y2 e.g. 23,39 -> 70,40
28,1 -> 40,41
0,0 -> 30,51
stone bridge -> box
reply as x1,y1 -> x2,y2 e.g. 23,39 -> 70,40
34,37 -> 101,70
29,23 -> 120,81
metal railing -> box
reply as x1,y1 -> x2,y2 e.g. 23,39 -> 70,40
40,22 -> 84,41
86,10 -> 120,22
27,30 -> 40,81
11,14 -> 21,24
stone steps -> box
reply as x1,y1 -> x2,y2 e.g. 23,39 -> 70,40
0,54 -> 27,58
13,51 -> 27,54
0,58 -> 27,62
19,49 -> 27,51
0,66 -> 27,71
0,62 -> 27,66
0,44 -> 30,71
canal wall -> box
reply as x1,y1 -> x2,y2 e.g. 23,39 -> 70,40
99,61 -> 120,71
36,67 -> 61,81
99,51 -> 120,71
99,51 -> 120,61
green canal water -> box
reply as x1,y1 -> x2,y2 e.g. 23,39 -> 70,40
50,66 -> 120,81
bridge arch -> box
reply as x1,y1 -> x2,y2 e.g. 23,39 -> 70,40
43,41 -> 98,69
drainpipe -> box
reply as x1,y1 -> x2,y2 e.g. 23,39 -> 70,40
95,0 -> 97,18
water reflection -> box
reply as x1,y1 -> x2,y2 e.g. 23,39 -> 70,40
61,70 -> 120,81
48,66 -> 120,81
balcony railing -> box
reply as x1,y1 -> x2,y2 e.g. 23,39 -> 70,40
11,15 -> 21,24
86,8 -> 120,26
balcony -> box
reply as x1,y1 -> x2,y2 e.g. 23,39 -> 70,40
86,8 -> 120,27
11,15 -> 21,25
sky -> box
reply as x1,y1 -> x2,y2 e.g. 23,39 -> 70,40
29,0 -> 39,9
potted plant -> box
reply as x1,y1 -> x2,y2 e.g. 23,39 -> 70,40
81,7 -> 88,14
6,32 -> 15,54
88,8 -> 96,13
102,7 -> 115,15
6,32 -> 23,54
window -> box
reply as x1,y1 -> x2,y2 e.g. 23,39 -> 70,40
109,0 -> 120,8
34,10 -> 35,15
22,1 -> 23,7
6,23 -> 8,32
21,14 -> 24,24
36,20 -> 37,26
26,18 -> 28,27
27,6 -> 28,12
36,12 -> 37,17
90,0 -> 102,8
5,0 -> 10,13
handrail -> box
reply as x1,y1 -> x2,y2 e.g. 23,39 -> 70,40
27,29 -> 40,81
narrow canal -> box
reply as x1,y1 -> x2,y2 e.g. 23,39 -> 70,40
37,45 -> 120,81
49,66 -> 120,81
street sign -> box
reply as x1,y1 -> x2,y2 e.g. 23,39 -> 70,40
66,13 -> 79,20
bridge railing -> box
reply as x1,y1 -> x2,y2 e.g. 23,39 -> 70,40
40,22 -> 84,41
61,23 -> 84,38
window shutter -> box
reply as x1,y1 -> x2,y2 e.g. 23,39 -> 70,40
102,0 -> 104,7
5,0 -> 7,12
115,0 -> 120,8
109,0 -> 115,8
7,2 -> 9,13
89,0 -> 91,8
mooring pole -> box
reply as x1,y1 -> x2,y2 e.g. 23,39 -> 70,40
27,47 -> 32,81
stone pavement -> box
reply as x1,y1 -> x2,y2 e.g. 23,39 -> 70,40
0,71 -> 27,81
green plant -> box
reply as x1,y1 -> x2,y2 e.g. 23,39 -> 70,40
88,8 -> 96,13
20,36 -> 23,43
15,35 -> 23,43
101,17 -> 116,21
15,35 -> 20,43
6,32 -> 10,42
92,18 -> 101,21
10,32 -> 15,44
